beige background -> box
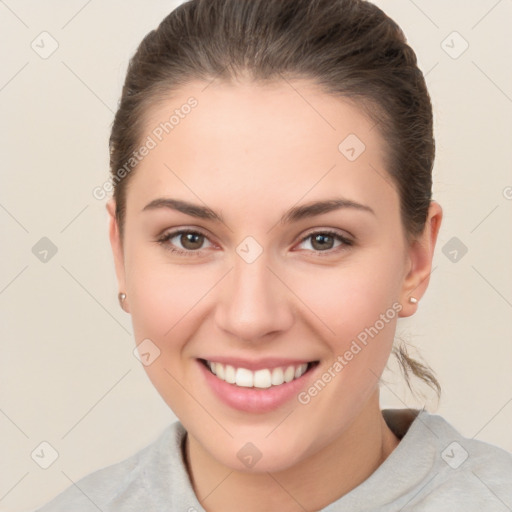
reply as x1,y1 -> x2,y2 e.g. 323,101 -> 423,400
1,1 -> 511,511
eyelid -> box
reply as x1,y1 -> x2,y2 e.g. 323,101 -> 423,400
156,226 -> 217,255
157,225 -> 211,240
298,226 -> 354,243
293,228 -> 354,255
156,226 -> 354,256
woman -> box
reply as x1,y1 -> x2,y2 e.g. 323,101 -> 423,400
34,0 -> 512,510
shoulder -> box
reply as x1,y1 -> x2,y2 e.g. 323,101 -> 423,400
31,422 -> 186,512
403,410 -> 512,510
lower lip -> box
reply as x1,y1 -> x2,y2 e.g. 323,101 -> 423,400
197,360 -> 317,413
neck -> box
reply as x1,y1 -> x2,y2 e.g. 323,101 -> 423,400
184,391 -> 400,512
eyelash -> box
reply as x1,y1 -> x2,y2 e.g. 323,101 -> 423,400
156,228 -> 353,257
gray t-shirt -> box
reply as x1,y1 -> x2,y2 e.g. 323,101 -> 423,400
33,409 -> 512,511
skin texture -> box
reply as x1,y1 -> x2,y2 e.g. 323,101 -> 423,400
107,79 -> 442,512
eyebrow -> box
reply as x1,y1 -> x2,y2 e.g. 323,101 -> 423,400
142,197 -> 375,224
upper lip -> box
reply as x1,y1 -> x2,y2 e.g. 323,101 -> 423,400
199,356 -> 318,371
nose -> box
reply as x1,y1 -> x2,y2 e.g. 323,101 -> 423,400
214,253 -> 294,342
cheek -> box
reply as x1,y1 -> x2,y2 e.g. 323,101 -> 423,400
290,259 -> 402,429
290,251 -> 404,401
124,247 -> 216,413
125,243 -> 214,341
294,255 -> 403,342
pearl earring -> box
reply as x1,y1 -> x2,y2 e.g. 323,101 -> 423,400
409,296 -> 418,304
118,292 -> 127,308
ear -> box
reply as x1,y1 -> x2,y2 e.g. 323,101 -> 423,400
399,201 -> 443,317
106,199 -> 130,313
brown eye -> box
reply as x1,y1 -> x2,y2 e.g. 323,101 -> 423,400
297,230 -> 353,254
310,233 -> 335,251
179,232 -> 204,250
157,229 -> 213,254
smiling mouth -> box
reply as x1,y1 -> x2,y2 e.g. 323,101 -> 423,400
199,359 -> 319,389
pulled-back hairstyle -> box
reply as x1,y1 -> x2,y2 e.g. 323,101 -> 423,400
109,0 -> 440,398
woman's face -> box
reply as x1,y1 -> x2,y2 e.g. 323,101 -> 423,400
109,79 -> 427,472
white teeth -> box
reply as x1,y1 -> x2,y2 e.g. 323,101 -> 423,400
225,364 -> 236,384
295,364 -> 308,379
253,369 -> 272,388
271,367 -> 284,386
235,368 -> 253,387
205,360 -> 312,388
284,366 -> 295,383
216,363 -> 225,380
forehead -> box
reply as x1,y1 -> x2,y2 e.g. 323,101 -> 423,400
144,78 -> 380,160
128,79 -> 398,220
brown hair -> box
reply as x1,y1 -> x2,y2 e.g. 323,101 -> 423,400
109,0 -> 440,398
